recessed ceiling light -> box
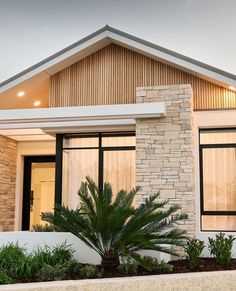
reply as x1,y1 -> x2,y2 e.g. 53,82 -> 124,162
34,101 -> 41,107
17,91 -> 25,97
229,86 -> 235,91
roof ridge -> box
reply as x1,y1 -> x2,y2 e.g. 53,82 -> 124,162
0,25 -> 235,89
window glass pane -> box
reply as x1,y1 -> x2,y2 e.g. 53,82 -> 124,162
103,150 -> 136,195
102,136 -> 135,147
30,162 -> 55,230
200,130 -> 236,144
202,147 -> 236,211
63,137 -> 98,148
62,149 -> 98,209
202,215 -> 236,231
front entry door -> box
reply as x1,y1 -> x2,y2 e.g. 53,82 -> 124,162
22,156 -> 55,230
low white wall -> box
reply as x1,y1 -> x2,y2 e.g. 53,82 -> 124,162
1,271 -> 236,291
0,231 -> 170,264
0,231 -> 101,265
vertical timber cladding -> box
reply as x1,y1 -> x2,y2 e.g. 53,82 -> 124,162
50,44 -> 236,110
0,135 -> 17,231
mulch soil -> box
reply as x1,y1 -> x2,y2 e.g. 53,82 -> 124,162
15,258 -> 236,284
102,258 -> 236,278
170,257 -> 236,273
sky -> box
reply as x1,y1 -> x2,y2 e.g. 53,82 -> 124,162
0,0 -> 235,82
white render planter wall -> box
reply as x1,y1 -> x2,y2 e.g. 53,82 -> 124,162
0,232 -> 100,265
1,271 -> 236,291
0,231 -> 170,263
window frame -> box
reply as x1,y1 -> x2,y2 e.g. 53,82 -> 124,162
199,128 -> 236,232
55,132 -> 135,205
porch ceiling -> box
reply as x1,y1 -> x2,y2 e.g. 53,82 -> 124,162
0,128 -> 55,141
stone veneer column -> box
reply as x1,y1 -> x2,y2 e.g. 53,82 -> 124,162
0,135 -> 17,231
136,85 -> 195,236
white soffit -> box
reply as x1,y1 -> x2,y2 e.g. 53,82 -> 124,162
0,102 -> 165,130
0,128 -> 55,141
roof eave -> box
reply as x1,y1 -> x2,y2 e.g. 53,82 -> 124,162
0,25 -> 235,94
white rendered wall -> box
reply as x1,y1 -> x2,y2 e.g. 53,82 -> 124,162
0,232 -> 100,264
0,232 -> 169,264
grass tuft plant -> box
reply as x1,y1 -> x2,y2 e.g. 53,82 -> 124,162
208,233 -> 235,266
31,242 -> 74,269
0,270 -> 12,285
0,243 -> 27,279
184,238 -> 205,268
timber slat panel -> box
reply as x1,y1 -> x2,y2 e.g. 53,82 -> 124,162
50,44 -> 236,110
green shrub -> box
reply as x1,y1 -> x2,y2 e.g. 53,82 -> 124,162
37,263 -> 67,281
32,224 -> 56,232
208,233 -> 235,266
31,243 -> 74,269
42,176 -> 188,271
0,243 -> 27,279
117,257 -> 138,275
61,259 -> 81,276
51,243 -> 74,264
134,254 -> 173,273
0,270 -> 12,285
117,262 -> 138,275
0,242 -> 76,283
36,260 -> 81,282
79,265 -> 102,279
15,257 -> 36,279
184,238 -> 205,268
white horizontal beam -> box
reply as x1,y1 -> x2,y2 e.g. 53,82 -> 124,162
0,103 -> 165,130
0,102 -> 166,129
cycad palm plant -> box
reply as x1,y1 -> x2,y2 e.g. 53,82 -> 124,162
42,177 -> 188,270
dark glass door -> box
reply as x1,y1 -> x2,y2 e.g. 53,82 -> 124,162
22,156 -> 55,230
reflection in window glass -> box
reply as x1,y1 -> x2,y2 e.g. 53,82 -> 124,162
203,148 -> 236,211
62,149 -> 98,209
200,130 -> 236,144
103,150 -> 136,195
30,163 -> 55,229
63,137 -> 98,148
102,136 -> 135,147
62,133 -> 136,210
202,215 -> 236,231
200,129 -> 236,231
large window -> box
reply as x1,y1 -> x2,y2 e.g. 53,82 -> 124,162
200,129 -> 236,231
61,132 -> 135,209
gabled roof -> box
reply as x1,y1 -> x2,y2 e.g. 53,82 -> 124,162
0,25 -> 235,93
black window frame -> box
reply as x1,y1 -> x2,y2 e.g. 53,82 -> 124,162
55,132 -> 136,205
199,128 -> 236,232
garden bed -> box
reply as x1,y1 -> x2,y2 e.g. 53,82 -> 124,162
1,270 -> 236,291
99,258 -> 236,278
10,258 -> 236,284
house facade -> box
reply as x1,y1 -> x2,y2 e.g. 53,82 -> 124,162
0,26 -> 235,245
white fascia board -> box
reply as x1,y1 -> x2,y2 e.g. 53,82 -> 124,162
0,32 -> 110,93
0,119 -> 135,130
0,102 -> 165,129
107,31 -> 236,88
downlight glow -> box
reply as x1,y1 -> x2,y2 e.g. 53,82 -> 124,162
17,91 -> 25,97
34,101 -> 41,107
